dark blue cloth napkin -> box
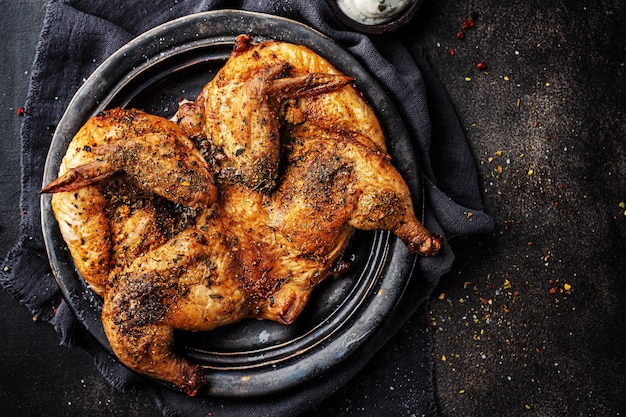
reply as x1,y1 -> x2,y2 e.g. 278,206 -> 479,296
1,1 -> 494,416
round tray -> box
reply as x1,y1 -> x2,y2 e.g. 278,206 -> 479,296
41,10 -> 422,397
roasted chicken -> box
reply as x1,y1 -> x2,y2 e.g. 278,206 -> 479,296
41,35 -> 441,396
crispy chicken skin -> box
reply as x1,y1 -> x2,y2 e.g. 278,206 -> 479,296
42,109 -> 215,296
173,34 -> 374,190
41,108 -> 216,208
42,35 -> 441,396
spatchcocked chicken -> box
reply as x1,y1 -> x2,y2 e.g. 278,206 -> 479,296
41,34 -> 441,396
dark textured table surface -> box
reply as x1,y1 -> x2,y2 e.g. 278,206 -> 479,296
1,1 -> 624,416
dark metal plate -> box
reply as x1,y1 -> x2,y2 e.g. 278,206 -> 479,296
41,10 -> 422,397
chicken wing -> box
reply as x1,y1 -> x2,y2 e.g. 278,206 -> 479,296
41,109 -> 216,208
173,34 -> 360,192
42,108 -> 215,295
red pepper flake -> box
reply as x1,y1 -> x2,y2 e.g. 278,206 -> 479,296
449,47 -> 455,56
16,107 -> 25,116
456,30 -> 465,40
534,121 -> 539,127
462,18 -> 475,29
476,61 -> 487,71
549,287 -> 557,295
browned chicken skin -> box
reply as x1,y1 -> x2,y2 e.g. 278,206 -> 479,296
175,45 -> 354,192
42,109 -> 215,296
42,35 -> 441,396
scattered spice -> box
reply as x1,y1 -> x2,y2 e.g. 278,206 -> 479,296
455,16 -> 476,41
476,61 -> 487,71
449,47 -> 455,56
16,107 -> 25,116
462,18 -> 475,29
